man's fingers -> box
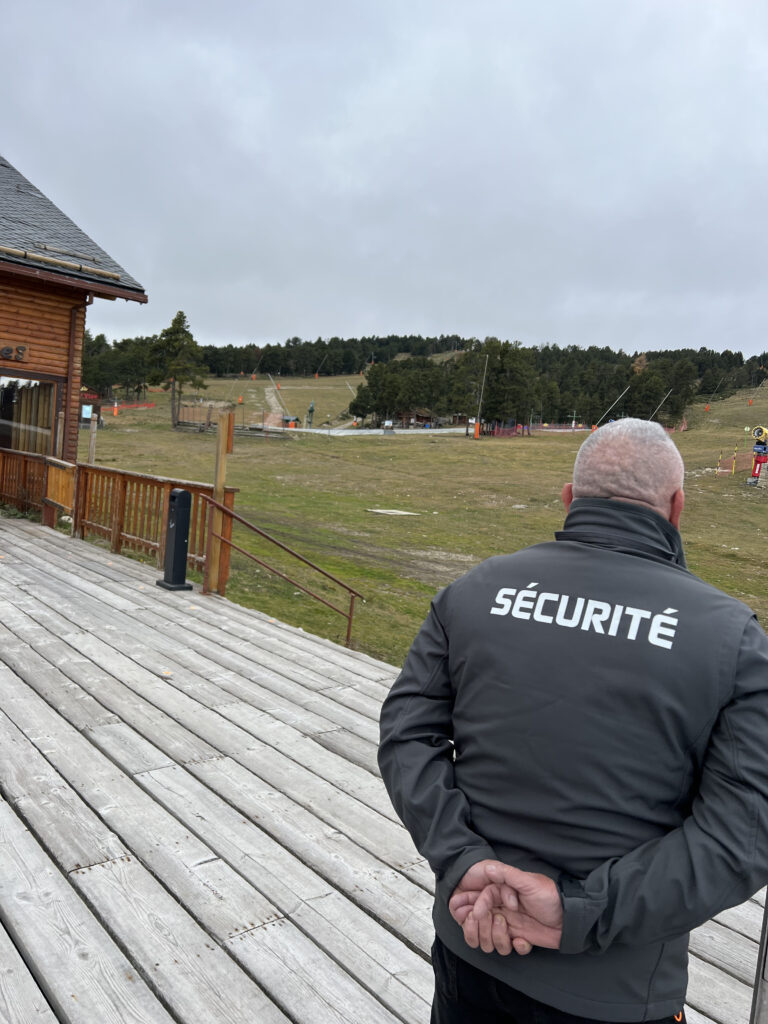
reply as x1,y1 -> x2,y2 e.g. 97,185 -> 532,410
449,890 -> 478,914
472,883 -> 502,918
501,884 -> 519,912
451,904 -> 473,925
485,863 -> 534,892
497,909 -> 562,950
461,908 -> 560,955
492,914 -> 512,956
455,859 -> 503,894
484,865 -> 563,930
462,911 -> 480,949
477,905 -> 495,953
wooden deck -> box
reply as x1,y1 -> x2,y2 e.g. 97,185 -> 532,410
0,516 -> 759,1024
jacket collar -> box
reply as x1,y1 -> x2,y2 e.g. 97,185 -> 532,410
555,497 -> 687,569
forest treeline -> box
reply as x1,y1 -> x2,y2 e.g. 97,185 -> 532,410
83,322 -> 767,426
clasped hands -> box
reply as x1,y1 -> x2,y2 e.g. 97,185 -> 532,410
449,860 -> 563,957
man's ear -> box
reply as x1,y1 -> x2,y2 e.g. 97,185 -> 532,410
669,488 -> 684,528
561,483 -> 574,513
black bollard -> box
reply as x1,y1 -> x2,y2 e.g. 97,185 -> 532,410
156,488 -> 193,591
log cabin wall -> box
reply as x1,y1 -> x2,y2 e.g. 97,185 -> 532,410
0,271 -> 87,461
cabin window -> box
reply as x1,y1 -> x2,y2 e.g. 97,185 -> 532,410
0,377 -> 56,454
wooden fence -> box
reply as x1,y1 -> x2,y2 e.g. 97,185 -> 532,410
0,448 -> 236,579
0,449 -> 76,529
0,449 -> 46,512
178,404 -> 218,429
75,466 -> 236,572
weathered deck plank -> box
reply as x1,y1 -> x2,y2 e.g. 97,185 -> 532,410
687,952 -> 754,1023
0,565 -> 386,784
3,522 -> 396,683
0,800 -> 176,1024
690,919 -> 758,987
0,916 -> 59,1023
0,708 -> 128,872
143,757 -> 435,951
20,570 -> 384,743
0,595 -> 432,887
0,516 -> 761,1024
0,667 -> 419,1022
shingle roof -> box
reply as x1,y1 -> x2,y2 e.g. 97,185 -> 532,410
0,155 -> 146,302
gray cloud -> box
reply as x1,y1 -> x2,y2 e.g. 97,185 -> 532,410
3,0 -> 767,354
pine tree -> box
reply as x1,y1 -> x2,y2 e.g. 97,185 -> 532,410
151,312 -> 208,427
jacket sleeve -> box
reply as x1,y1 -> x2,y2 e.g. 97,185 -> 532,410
378,595 -> 496,895
560,614 -> 768,953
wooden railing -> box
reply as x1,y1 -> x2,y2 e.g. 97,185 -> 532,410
201,494 -> 363,647
0,449 -> 47,512
0,449 -> 76,528
1,446 -> 361,644
74,465 -> 237,572
42,458 -> 77,528
0,448 -> 237,582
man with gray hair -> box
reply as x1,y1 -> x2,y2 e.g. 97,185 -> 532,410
379,418 -> 768,1023
571,418 -> 685,517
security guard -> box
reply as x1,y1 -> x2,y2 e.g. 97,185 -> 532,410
379,418 -> 768,1023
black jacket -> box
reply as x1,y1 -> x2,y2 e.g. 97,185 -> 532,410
378,498 -> 768,1021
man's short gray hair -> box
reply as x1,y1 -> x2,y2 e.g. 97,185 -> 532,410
572,419 -> 685,510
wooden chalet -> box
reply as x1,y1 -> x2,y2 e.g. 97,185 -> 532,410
0,155 -> 146,461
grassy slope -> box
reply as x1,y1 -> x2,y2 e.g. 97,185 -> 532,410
80,378 -> 768,665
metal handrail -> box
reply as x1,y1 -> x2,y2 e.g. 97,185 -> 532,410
201,494 -> 363,647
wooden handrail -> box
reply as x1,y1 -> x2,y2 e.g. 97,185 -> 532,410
201,494 -> 363,647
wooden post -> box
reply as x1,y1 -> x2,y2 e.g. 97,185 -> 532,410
218,488 -> 236,595
207,411 -> 232,593
55,411 -> 65,459
41,459 -> 55,529
87,414 -> 98,464
110,474 -> 128,554
158,482 -> 172,568
72,465 -> 86,538
202,502 -> 214,594
20,455 -> 28,510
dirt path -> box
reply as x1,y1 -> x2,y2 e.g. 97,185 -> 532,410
264,387 -> 287,427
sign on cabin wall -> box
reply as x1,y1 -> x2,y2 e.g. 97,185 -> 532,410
0,344 -> 27,362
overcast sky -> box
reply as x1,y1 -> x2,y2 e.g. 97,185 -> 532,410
4,1 -> 767,355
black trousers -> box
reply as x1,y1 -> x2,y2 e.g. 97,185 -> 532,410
431,938 -> 686,1024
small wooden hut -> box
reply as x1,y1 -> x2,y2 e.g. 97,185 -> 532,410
0,156 -> 146,460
